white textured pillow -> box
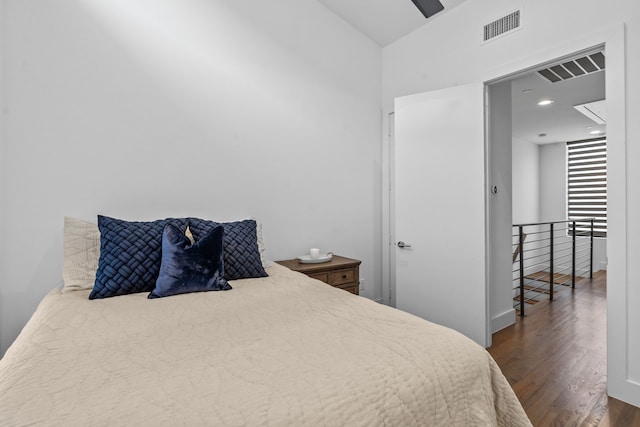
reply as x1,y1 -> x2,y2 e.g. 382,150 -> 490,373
62,217 -> 100,293
253,218 -> 272,267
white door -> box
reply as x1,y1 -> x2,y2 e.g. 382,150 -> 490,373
394,83 -> 488,346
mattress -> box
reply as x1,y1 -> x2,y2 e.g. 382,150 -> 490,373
0,264 -> 531,426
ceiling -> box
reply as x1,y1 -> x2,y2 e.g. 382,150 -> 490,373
511,62 -> 606,145
316,0 -> 469,46
316,1 -> 606,145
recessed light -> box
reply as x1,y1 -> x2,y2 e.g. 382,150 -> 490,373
537,99 -> 554,106
538,133 -> 547,137
522,89 -> 532,94
590,130 -> 603,135
586,126 -> 594,130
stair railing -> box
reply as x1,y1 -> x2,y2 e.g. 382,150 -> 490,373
512,218 -> 594,316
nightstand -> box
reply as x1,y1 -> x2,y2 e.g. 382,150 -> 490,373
276,255 -> 361,295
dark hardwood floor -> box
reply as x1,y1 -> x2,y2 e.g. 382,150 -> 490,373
488,271 -> 640,426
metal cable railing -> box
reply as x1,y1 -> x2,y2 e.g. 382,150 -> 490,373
512,219 -> 594,316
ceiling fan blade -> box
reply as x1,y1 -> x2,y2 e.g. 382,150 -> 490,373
410,0 -> 445,18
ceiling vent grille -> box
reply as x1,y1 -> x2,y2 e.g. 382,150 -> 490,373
537,52 -> 605,83
483,10 -> 521,42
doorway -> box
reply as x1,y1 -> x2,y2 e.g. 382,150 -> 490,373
384,25 -> 634,407
387,47 -> 608,346
488,48 -> 607,328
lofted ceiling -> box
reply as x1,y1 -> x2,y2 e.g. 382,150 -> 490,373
316,0 -> 469,46
315,1 -> 606,145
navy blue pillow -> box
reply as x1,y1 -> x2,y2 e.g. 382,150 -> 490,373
188,218 -> 268,280
90,215 -> 187,299
149,224 -> 231,299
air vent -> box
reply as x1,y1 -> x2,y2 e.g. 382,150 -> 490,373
483,10 -> 521,42
537,52 -> 605,83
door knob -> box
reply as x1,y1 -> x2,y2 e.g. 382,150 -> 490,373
397,241 -> 412,248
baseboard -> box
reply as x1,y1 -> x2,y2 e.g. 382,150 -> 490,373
491,308 -> 516,333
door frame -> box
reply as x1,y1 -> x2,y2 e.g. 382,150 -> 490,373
382,24 -> 632,404
381,112 -> 396,307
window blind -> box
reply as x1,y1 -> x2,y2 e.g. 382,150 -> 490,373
567,138 -> 607,237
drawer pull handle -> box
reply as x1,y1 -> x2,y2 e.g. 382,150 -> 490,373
342,275 -> 347,279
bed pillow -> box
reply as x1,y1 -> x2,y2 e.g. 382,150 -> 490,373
149,224 -> 231,299
62,217 -> 100,293
90,215 -> 188,299
254,219 -> 272,268
188,218 -> 268,280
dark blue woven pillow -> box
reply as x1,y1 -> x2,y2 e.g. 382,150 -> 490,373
90,215 -> 187,299
149,224 -> 231,299
188,218 -> 268,280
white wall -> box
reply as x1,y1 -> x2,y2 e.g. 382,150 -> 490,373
512,139 -> 540,224
383,0 -> 640,407
0,1 -> 5,295
0,0 -> 382,355
511,140 -> 542,286
539,143 -> 567,222
538,144 -> 570,273
624,16 -> 640,392
488,81 -> 514,333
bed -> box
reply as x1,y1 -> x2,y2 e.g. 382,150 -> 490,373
0,216 -> 531,426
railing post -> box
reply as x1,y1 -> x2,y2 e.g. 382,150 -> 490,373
519,225 -> 525,317
572,221 -> 576,289
590,219 -> 594,279
549,223 -> 554,301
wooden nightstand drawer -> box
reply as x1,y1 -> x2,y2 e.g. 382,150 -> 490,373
308,273 -> 329,284
340,285 -> 359,295
275,255 -> 361,295
329,269 -> 356,286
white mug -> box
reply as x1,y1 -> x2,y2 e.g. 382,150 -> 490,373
310,248 -> 320,259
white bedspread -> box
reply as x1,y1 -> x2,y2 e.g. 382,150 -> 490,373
0,264 -> 531,426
